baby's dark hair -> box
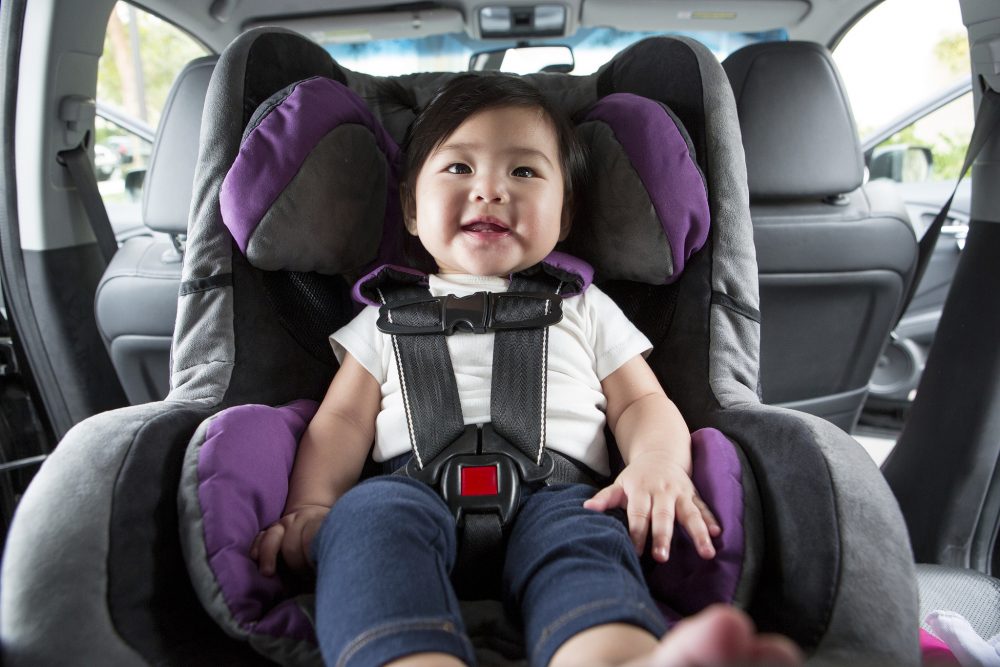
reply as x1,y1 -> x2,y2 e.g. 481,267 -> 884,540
400,73 -> 588,228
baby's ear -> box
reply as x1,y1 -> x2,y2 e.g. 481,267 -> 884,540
399,186 -> 418,235
559,207 -> 573,241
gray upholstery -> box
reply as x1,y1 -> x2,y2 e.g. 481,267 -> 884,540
723,42 -> 918,431
95,56 -> 218,404
2,30 -> 921,666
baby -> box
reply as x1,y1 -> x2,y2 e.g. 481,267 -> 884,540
253,73 -> 801,667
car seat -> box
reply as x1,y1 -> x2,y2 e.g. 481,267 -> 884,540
95,55 -> 218,405
1,29 -> 919,666
722,41 -> 918,432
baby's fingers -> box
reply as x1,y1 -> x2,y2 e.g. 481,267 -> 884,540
692,495 -> 722,537
649,492 -> 675,562
626,493 -> 653,556
583,484 -> 627,512
281,522 -> 310,572
254,524 -> 285,577
679,496 -> 717,559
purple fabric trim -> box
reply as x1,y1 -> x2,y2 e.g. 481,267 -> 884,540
540,250 -> 593,296
353,254 -> 591,306
195,405 -> 743,644
220,77 -> 401,255
647,428 -> 744,623
196,400 -> 319,643
583,93 -> 710,283
352,264 -> 429,306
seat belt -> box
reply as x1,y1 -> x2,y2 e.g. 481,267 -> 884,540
895,86 -> 1000,327
57,144 -> 119,264
372,263 -> 593,596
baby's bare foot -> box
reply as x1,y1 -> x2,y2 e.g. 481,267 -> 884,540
626,605 -> 803,667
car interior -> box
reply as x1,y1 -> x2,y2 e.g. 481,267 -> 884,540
1,0 -> 999,665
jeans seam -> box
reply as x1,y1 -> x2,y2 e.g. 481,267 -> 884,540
335,617 -> 466,667
531,597 -> 665,665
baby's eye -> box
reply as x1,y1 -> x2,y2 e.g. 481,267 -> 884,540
511,166 -> 536,178
447,163 -> 472,174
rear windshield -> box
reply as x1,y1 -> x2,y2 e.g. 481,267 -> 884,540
322,26 -> 787,76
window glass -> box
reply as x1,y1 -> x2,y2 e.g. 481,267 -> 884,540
871,92 -> 973,182
323,26 -> 786,76
832,0 -> 968,139
95,2 -> 209,239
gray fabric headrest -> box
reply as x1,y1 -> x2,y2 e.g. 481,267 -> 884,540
723,41 -> 863,199
142,55 -> 218,236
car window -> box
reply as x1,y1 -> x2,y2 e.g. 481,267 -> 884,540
869,91 -> 974,183
832,0 -> 967,140
95,2 -> 209,239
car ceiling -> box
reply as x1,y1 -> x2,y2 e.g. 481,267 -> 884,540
135,0 -> 881,54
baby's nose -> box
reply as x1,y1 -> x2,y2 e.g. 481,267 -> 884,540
472,175 -> 506,202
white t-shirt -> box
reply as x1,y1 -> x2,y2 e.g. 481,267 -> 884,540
329,273 -> 651,476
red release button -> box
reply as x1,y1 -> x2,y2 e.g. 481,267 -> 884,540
460,465 -> 499,496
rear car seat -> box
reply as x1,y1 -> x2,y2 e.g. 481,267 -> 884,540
95,55 -> 217,404
723,41 -> 918,432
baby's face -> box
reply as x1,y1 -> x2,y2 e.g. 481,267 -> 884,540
408,105 -> 565,276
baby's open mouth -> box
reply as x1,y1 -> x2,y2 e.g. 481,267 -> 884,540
461,218 -> 509,233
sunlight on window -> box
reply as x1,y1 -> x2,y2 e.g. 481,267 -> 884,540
833,0 -> 967,138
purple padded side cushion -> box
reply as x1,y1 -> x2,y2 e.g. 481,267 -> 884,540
195,402 -> 744,643
197,400 -> 319,641
220,77 -> 400,256
650,428 -> 746,623
582,93 -> 710,281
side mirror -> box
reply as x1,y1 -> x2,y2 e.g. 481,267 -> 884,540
468,44 -> 574,74
869,145 -> 933,183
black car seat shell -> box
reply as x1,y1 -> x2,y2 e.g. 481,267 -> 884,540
1,30 -> 919,666
95,55 -> 218,404
723,41 -> 918,432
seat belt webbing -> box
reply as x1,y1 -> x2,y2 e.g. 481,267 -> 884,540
490,273 -> 563,465
380,283 -> 466,466
382,273 -> 561,469
895,86 -> 1000,327
58,144 -> 118,264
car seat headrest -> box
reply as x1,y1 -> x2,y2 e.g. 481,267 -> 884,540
564,93 -> 709,283
220,74 -> 709,286
143,55 -> 218,236
221,77 -> 398,276
722,41 -> 864,200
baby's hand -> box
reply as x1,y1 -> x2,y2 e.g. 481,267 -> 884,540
583,451 -> 721,562
250,505 -> 330,576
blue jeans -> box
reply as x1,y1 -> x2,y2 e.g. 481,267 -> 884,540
312,475 -> 666,667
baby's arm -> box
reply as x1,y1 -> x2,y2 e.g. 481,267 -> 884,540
251,352 -> 381,575
584,355 -> 720,562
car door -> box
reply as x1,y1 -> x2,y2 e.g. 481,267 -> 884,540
831,0 -> 973,427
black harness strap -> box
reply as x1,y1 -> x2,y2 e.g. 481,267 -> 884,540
490,273 -> 564,464
372,263 -> 594,596
377,281 -> 466,465
376,269 -> 567,469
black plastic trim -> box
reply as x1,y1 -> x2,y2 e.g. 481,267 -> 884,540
0,0 -> 68,437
